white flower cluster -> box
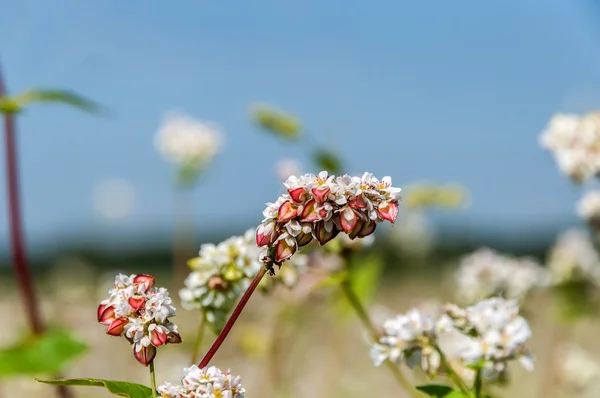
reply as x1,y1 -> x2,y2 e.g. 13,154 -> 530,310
155,112 -> 223,168
370,309 -> 440,376
577,190 -> 600,227
256,171 -> 401,264
97,274 -> 181,366
547,229 -> 600,285
440,298 -> 533,379
158,365 -> 244,398
455,248 -> 546,304
539,112 -> 600,182
371,298 -> 533,380
555,343 -> 600,393
180,229 -> 307,332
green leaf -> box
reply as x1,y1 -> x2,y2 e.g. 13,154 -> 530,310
250,104 -> 301,140
1,89 -> 102,114
0,329 -> 87,379
416,384 -> 469,397
312,148 -> 343,174
347,252 -> 384,305
37,378 -> 153,398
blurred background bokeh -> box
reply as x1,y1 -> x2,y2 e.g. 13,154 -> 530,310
3,1 -> 600,397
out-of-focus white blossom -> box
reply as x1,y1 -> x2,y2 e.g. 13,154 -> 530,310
577,191 -> 600,227
256,171 -> 401,265
158,365 -> 245,397
275,158 -> 302,182
370,309 -> 440,376
539,112 -> 600,182
455,248 -> 546,304
555,343 -> 600,393
387,212 -> 435,258
97,274 -> 181,366
547,229 -> 600,285
155,112 -> 223,168
180,229 -> 307,331
440,297 -> 533,379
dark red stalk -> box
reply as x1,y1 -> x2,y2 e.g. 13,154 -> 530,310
0,62 -> 72,398
199,267 -> 267,368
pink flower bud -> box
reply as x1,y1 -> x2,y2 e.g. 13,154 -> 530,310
133,274 -> 155,292
278,201 -> 298,222
349,195 -> 368,209
128,297 -> 146,311
377,201 -> 399,223
288,187 -> 308,203
311,186 -> 330,204
150,327 -> 168,347
339,207 -> 358,233
134,344 -> 157,367
300,199 -> 319,222
106,318 -> 129,336
98,305 -> 117,325
256,221 -> 277,247
275,238 -> 297,262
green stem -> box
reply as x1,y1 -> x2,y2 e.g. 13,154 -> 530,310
191,314 -> 206,364
149,361 -> 157,398
340,280 -> 421,398
474,369 -> 482,398
434,345 -> 470,394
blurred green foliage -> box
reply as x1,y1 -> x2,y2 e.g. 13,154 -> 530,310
0,329 -> 87,379
251,104 -> 301,140
0,89 -> 101,115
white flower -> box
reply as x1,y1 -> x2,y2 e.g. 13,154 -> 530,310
257,171 -> 401,264
577,191 -> 600,224
159,365 -> 245,398
455,248 -> 546,303
155,111 -> 223,167
97,274 -> 181,366
547,229 -> 600,285
555,343 -> 600,392
370,309 -> 440,375
539,112 -> 600,182
442,297 -> 533,379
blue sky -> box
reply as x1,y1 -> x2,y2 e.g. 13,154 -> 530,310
1,0 -> 600,253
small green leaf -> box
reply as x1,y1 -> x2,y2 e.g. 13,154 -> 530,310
312,148 -> 343,174
37,378 -> 153,398
12,89 -> 101,113
0,329 -> 87,379
251,104 -> 301,140
416,384 -> 468,397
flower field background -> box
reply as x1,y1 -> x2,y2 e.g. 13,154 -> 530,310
3,2 -> 600,398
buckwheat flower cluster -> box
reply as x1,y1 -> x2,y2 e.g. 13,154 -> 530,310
539,112 -> 600,182
577,191 -> 600,228
440,297 -> 533,379
370,309 -> 440,376
155,111 -> 223,169
97,274 -> 181,366
555,343 -> 600,393
158,365 -> 245,398
455,248 -> 546,304
256,171 -> 401,264
547,229 -> 600,285
180,229 -> 307,331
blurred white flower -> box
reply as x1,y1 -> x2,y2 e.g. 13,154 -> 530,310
275,158 -> 302,182
370,309 -> 440,375
577,191 -> 600,226
555,343 -> 600,393
455,248 -> 546,304
539,112 -> 600,182
547,229 -> 600,285
159,365 -> 245,397
440,297 -> 533,379
387,211 -> 435,258
155,111 -> 223,168
92,178 -> 135,221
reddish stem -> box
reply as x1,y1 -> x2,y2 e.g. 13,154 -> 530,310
0,66 -> 44,334
199,267 -> 267,368
0,62 -> 73,398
